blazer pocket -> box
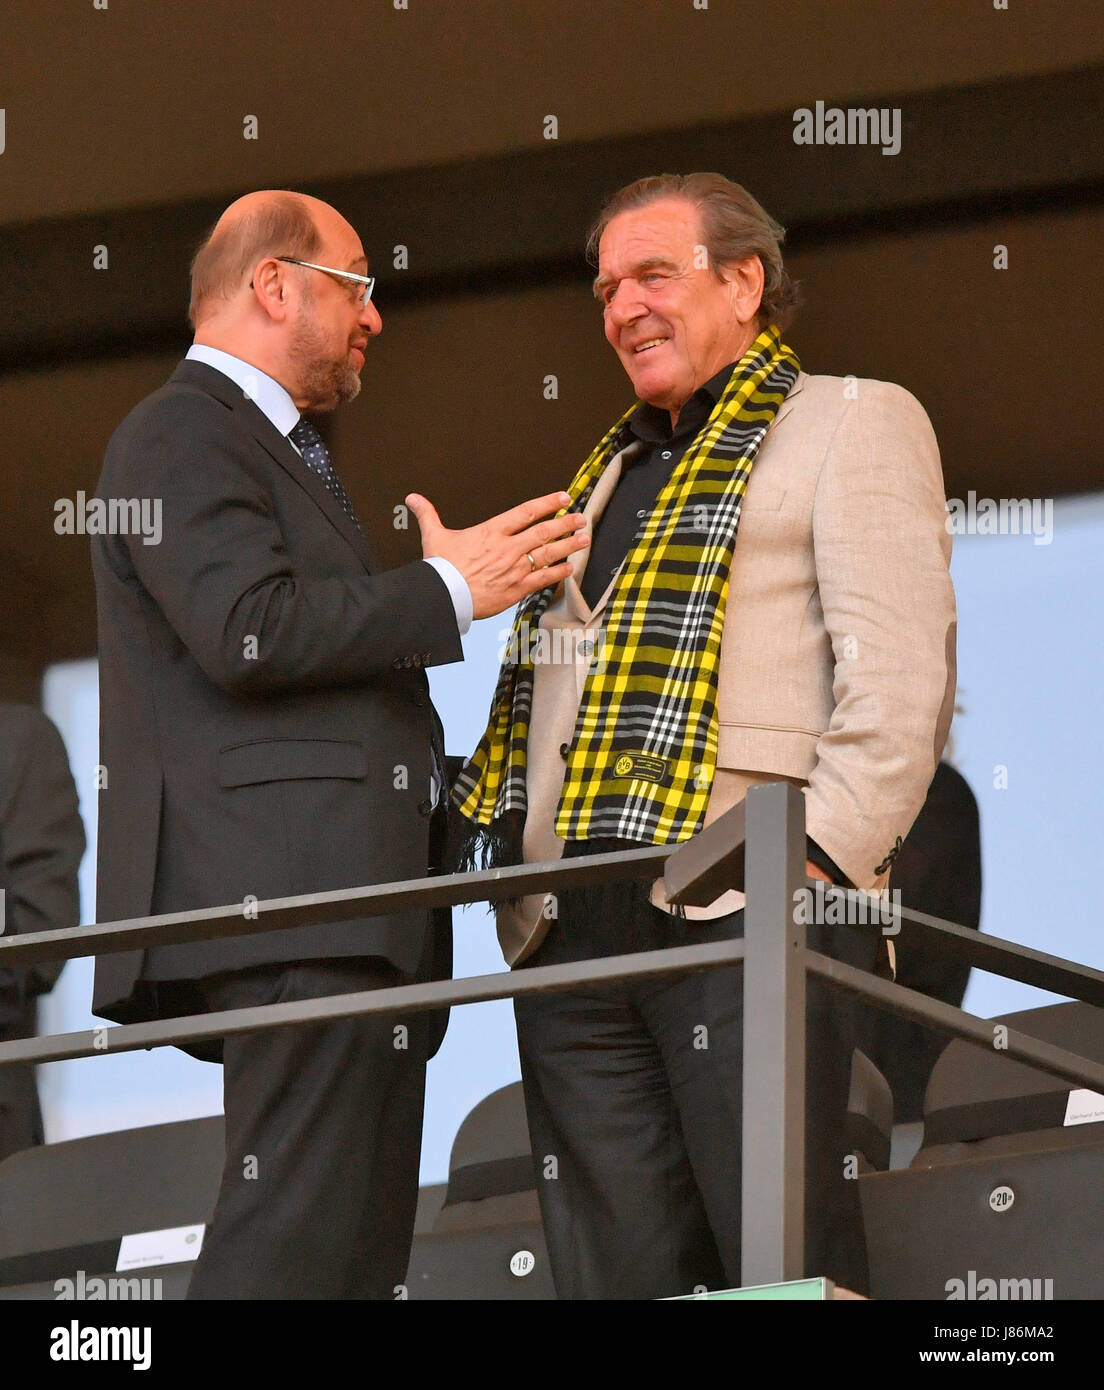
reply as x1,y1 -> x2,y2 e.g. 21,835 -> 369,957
218,737 -> 366,788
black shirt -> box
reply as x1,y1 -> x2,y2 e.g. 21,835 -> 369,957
579,363 -> 737,611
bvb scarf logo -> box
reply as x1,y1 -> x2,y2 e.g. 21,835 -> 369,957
611,752 -> 670,785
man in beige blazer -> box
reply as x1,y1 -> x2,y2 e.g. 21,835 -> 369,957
451,173 -> 955,1299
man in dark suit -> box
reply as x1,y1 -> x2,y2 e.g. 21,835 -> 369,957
90,190 -> 589,1299
0,705 -> 85,1165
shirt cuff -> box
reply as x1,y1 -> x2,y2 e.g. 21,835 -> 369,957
423,557 -> 473,636
806,837 -> 853,888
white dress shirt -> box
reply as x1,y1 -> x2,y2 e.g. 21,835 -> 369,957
185,344 -> 473,634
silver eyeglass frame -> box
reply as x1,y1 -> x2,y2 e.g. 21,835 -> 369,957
277,256 -> 376,306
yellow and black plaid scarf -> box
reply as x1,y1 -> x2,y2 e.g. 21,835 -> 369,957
452,325 -> 800,871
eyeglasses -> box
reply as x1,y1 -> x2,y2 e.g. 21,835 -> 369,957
277,256 -> 376,307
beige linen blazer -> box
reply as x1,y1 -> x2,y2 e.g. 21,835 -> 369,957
496,371 -> 957,965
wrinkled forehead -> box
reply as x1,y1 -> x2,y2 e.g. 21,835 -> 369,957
597,198 -> 704,278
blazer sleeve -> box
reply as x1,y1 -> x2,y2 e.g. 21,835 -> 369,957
0,708 -> 86,998
802,382 -> 957,892
103,391 -> 463,696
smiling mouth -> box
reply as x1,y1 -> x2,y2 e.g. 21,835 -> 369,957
632,337 -> 669,355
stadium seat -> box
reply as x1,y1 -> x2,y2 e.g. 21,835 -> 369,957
859,1003 -> 1104,1299
0,1116 -> 224,1299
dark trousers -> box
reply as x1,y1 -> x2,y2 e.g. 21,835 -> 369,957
514,905 -> 874,1300
0,1059 -> 43,1165
185,958 -> 427,1300
0,999 -> 44,1164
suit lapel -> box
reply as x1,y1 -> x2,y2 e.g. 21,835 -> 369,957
767,369 -> 805,433
242,405 -> 379,572
169,359 -> 379,572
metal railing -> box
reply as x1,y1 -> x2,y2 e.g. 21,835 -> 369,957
2,780 -> 1103,1289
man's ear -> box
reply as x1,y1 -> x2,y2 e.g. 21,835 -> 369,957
722,255 -> 765,324
251,257 -> 288,320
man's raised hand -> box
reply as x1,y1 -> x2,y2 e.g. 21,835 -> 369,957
406,491 -> 589,620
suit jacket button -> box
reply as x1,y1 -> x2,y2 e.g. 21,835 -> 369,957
418,798 -> 433,817
559,742 -> 570,760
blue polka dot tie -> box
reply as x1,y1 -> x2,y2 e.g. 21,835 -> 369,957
289,418 -> 362,532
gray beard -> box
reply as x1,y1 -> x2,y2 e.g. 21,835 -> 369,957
290,314 -> 361,410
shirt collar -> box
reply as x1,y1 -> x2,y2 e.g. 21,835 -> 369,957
628,361 -> 739,446
186,344 -> 300,438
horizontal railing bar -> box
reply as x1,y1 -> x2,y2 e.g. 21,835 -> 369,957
806,950 -> 1104,1093
887,901 -> 1104,1003
0,846 -> 672,968
665,804 -> 1104,999
0,937 -> 744,1067
2,846 -> 1100,1011
6,928 -> 1103,1096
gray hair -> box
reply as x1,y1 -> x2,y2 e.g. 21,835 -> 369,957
586,172 -> 800,330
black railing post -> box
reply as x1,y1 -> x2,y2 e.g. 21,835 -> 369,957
741,781 -> 808,1287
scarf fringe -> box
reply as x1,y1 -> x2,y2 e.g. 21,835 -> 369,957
445,810 -> 529,912
448,814 -> 681,923
449,813 -> 524,876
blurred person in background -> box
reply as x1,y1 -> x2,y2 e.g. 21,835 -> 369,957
0,704 -> 85,1165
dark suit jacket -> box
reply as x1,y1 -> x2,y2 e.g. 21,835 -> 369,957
90,358 -> 461,1057
0,705 -> 86,1160
856,760 -> 982,1122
